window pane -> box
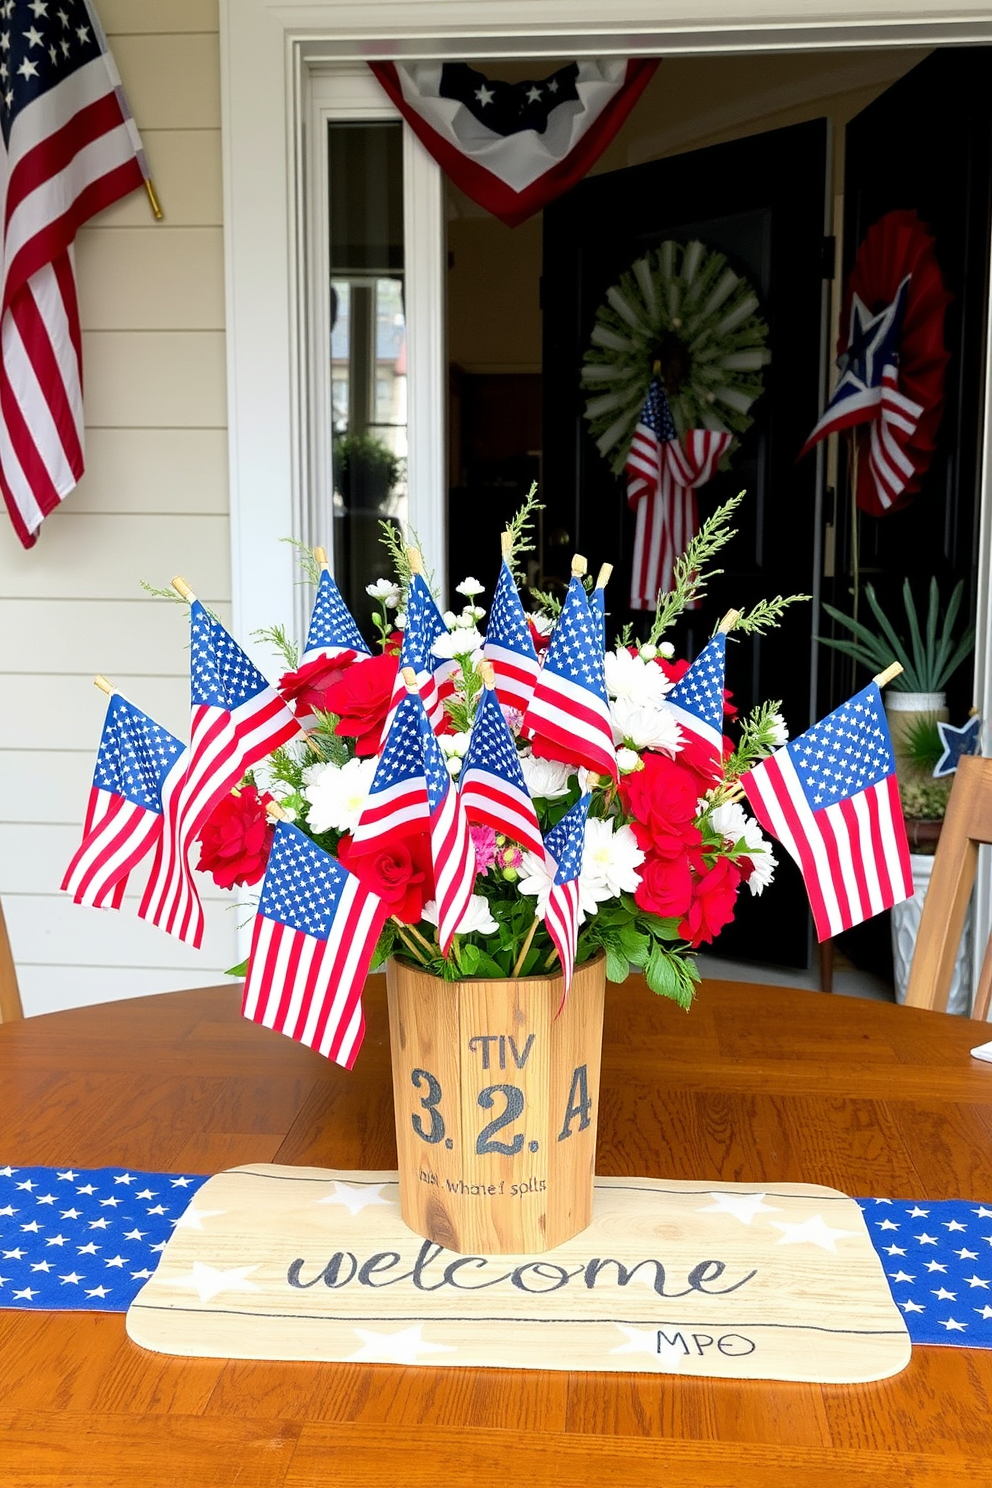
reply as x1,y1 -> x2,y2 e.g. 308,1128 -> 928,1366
328,122 -> 406,628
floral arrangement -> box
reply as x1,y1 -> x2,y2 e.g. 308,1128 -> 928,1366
198,492 -> 806,1008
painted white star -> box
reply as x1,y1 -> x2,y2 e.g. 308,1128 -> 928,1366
975,1305 -> 992,1320
12,1287 -> 37,1300
348,1323 -> 455,1365
924,1260 -> 948,1272
0,1166 -> 16,1177
146,1205 -> 167,1217
317,1182 -> 395,1216
113,1174 -> 136,1185
20,1221 -> 41,1233
77,1242 -> 98,1256
171,1205 -> 224,1231
915,1232 -> 939,1246
159,1261 -> 261,1303
770,1215 -> 857,1252
89,1218 -> 110,1230
525,85 -> 542,103
956,1249 -> 979,1261
16,1180 -> 36,1192
44,1235 -> 68,1247
900,1300 -> 925,1313
135,1189 -> 157,1200
61,1208 -> 81,1220
131,1268 -> 154,1280
123,1228 -> 147,1241
35,1194 -> 56,1206
170,1177 -> 194,1188
76,1184 -> 97,1195
939,1317 -> 967,1331
29,1260 -> 52,1272
104,1255 -> 128,1269
888,1270 -> 915,1283
59,1272 -> 83,1285
932,1287 -> 956,1301
85,1286 -> 111,1299
0,1205 -> 14,1217
876,1220 -> 900,1231
698,1192 -> 781,1225
944,1220 -> 967,1232
474,84 -> 494,106
966,1274 -> 990,1289
972,1207 -> 992,1219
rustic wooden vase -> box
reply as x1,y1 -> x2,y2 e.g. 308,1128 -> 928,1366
385,952 -> 606,1256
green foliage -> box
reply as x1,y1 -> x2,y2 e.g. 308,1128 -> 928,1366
901,714 -> 944,775
225,959 -> 249,978
725,594 -> 810,636
282,537 -> 321,587
578,894 -> 696,1009
528,587 -> 562,621
502,482 -> 543,585
647,491 -> 744,639
725,699 -> 785,777
900,777 -> 952,823
252,623 -> 300,672
333,432 -> 403,507
819,579 -> 975,693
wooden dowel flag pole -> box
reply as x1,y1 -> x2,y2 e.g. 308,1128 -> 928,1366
718,609 -> 741,634
501,530 -> 513,559
873,662 -> 904,689
94,675 -> 114,696
171,575 -> 195,603
595,563 -> 613,591
571,554 -> 588,578
313,547 -> 330,571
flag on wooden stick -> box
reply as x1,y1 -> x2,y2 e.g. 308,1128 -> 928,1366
482,556 -> 541,717
1,0 -> 150,547
460,680 -> 543,857
542,791 -> 590,999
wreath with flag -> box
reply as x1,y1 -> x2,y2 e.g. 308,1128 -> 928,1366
581,239 -> 770,473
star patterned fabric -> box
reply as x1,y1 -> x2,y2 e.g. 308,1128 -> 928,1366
0,0 -> 102,139
90,694 -> 183,812
0,1164 -> 207,1312
482,559 -> 541,715
522,576 -> 617,780
663,632 -> 727,756
541,791 -> 591,998
303,568 -> 370,664
857,1198 -> 992,1345
459,683 -> 543,856
381,572 -> 453,737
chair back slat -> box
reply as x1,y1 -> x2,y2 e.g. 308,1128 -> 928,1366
0,898 -> 23,1023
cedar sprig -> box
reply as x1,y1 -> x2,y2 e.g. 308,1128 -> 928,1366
647,490 -> 745,641
724,699 -> 786,778
722,593 -> 810,636
377,520 -> 438,602
252,623 -> 300,672
282,537 -> 321,587
503,481 -> 543,584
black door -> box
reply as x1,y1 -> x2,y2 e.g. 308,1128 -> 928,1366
542,121 -> 829,969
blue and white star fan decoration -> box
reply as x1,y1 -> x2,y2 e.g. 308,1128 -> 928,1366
482,557 -> 541,717
0,1165 -> 207,1312
459,681 -> 544,857
303,563 -> 371,665
933,716 -> 982,779
663,632 -> 727,761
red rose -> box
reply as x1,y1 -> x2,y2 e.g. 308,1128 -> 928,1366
324,652 -> 399,755
197,785 -> 274,890
337,831 -> 434,924
679,856 -> 745,947
658,657 -> 691,685
621,753 -> 702,857
278,653 -> 355,718
722,688 -> 738,720
632,840 -> 695,919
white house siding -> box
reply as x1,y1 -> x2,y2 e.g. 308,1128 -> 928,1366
0,0 -> 238,1015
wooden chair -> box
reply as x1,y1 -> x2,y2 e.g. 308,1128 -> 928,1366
0,896 -> 24,1023
905,755 -> 992,1018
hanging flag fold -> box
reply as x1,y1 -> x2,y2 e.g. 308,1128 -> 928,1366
459,683 -> 544,858
541,791 -> 590,1000
522,574 -> 617,781
482,558 -> 541,717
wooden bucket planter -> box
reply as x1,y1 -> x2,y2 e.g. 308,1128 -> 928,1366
385,952 -> 606,1255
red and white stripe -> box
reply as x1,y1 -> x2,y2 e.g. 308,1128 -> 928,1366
60,775 -> 175,911
524,670 -> 617,781
460,767 -> 543,858
242,875 -> 386,1070
351,775 -> 430,848
742,749 -> 912,943
866,367 -> 924,511
482,640 -> 541,716
628,430 -> 731,611
429,784 -> 476,956
545,877 -> 581,997
380,667 -> 446,751
138,690 -> 299,948
2,49 -> 146,547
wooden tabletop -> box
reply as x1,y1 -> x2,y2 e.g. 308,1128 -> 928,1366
3,975 -> 992,1487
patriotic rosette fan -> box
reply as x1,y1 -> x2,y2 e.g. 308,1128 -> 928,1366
799,209 -> 950,517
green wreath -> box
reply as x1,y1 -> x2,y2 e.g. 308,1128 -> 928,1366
582,239 -> 771,474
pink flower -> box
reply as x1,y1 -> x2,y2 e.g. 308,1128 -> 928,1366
470,825 -> 498,873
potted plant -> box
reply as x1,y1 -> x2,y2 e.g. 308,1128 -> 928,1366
333,431 -> 404,510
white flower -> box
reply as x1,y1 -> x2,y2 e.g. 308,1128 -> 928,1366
616,747 -> 643,774
519,755 -> 574,799
432,627 -> 484,660
456,577 -> 485,598
659,641 -> 675,659
529,613 -> 554,637
603,647 -> 672,705
463,604 -> 486,623
708,800 -> 749,844
445,757 -> 462,778
610,695 -> 682,755
767,712 -> 789,747
517,851 -> 556,920
443,609 -> 458,628
366,578 -> 401,608
395,611 -> 407,630
303,756 -> 377,834
439,731 -> 471,760
639,643 -> 658,660
422,893 -> 497,936
578,819 -> 644,917
741,822 -> 777,894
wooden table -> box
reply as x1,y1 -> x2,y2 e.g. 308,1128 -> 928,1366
3,975 -> 992,1487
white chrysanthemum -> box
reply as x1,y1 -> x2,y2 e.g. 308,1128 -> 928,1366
708,800 -> 749,844
443,609 -> 458,628
578,819 -> 644,916
432,626 -> 484,660
610,695 -> 682,754
422,893 -> 497,935
517,851 -> 556,920
603,647 -> 672,705
439,731 -> 471,760
638,643 -> 658,660
767,712 -> 789,747
395,611 -> 407,630
456,577 -> 485,598
616,747 -> 643,775
303,756 -> 377,834
519,755 -> 574,799
366,578 -> 401,607
739,816 -> 777,895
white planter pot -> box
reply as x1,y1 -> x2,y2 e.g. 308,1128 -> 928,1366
884,691 -> 947,714
891,852 -> 972,1014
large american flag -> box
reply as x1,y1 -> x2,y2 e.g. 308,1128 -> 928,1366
663,632 -> 727,764
522,574 -> 617,781
482,558 -> 541,716
241,823 -> 388,1070
459,683 -> 543,857
800,279 -> 923,513
60,691 -> 184,910
381,572 -> 453,741
627,379 -> 731,610
352,690 -> 474,955
741,682 -> 913,942
542,791 -> 590,998
138,600 -> 301,948
0,0 -> 147,547
303,566 -> 371,665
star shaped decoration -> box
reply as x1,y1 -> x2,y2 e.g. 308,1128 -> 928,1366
347,1322 -> 455,1365
171,1205 -> 224,1231
12,1287 -> 38,1301
939,1317 -> 967,1332
474,83 -> 494,106
924,1260 -> 948,1273
966,1274 -> 990,1289
943,1219 -> 968,1233
697,1191 -> 781,1225
973,1207 -> 992,1219
59,1272 -> 83,1285
84,1285 -> 111,1299
610,1324 -> 688,1366
900,1300 -> 925,1314
975,1305 -> 992,1320
770,1215 -> 857,1252
915,1232 -> 938,1246
876,1220 -> 900,1231
158,1261 -> 261,1303
932,1287 -> 957,1301
932,716 -> 981,778
888,1270 -> 915,1283
884,1244 -> 907,1255
317,1182 -> 395,1216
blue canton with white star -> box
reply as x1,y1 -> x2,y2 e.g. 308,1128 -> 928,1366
834,279 -> 908,400
258,823 -> 351,940
460,686 -> 530,795
0,1163 -> 207,1312
859,1196 -> 992,1346
398,573 -> 448,676
666,633 -> 726,735
542,577 -> 609,703
787,683 -> 894,810
93,694 -> 183,812
640,376 -> 677,444
190,601 -> 273,710
304,569 -> 370,659
485,561 -> 539,663
543,792 -> 589,886
0,0 -> 103,144
933,715 -> 982,779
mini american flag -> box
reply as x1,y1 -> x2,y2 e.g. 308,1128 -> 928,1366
352,691 -> 474,954
1,0 -> 148,548
627,379 -> 731,610
589,584 -> 606,650
741,682 -> 913,942
139,600 -> 301,948
242,823 -> 388,1070
459,684 -> 543,857
800,280 -> 923,513
61,692 -> 184,910
482,559 -> 541,716
303,567 -> 371,664
381,572 -> 453,740
522,575 -> 617,781
664,632 -> 727,763
541,791 -> 590,997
